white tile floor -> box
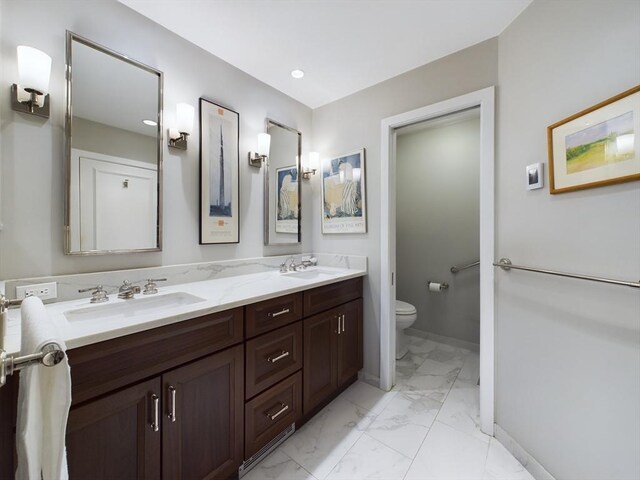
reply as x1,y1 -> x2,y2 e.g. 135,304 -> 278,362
245,336 -> 534,480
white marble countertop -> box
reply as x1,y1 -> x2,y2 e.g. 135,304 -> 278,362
3,266 -> 366,356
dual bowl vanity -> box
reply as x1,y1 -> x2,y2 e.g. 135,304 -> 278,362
0,264 -> 366,479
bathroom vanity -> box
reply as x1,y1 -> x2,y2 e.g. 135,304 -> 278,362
0,270 -> 364,479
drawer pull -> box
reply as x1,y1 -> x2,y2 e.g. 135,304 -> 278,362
268,308 -> 290,318
150,394 -> 160,432
267,350 -> 290,363
267,402 -> 289,421
168,386 -> 177,422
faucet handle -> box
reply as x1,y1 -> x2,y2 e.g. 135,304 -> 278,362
78,285 -> 109,304
143,278 -> 166,295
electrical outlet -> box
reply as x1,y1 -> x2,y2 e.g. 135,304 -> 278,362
16,282 -> 58,301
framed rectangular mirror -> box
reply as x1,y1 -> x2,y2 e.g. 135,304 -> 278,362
264,119 -> 301,245
65,31 -> 163,255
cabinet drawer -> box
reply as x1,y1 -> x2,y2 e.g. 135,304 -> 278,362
303,277 -> 363,316
245,293 -> 303,338
67,308 -> 244,405
246,322 -> 302,399
245,372 -> 302,460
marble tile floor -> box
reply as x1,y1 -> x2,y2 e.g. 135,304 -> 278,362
244,336 -> 534,480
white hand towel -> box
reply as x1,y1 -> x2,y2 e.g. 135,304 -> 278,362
16,296 -> 71,480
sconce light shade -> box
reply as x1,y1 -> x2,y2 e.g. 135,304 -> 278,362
257,133 -> 271,156
302,151 -> 320,180
11,46 -> 51,118
17,46 -> 51,94
169,102 -> 195,150
249,133 -> 271,167
176,102 -> 194,135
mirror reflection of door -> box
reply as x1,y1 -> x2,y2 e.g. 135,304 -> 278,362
65,32 -> 162,254
75,152 -> 157,251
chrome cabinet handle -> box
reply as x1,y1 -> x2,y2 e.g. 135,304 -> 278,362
150,394 -> 160,432
268,308 -> 290,318
267,402 -> 289,421
268,351 -> 290,363
337,315 -> 341,335
168,386 -> 177,422
341,314 -> 345,333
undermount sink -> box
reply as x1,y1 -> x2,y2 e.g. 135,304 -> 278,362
280,268 -> 338,281
64,292 -> 206,322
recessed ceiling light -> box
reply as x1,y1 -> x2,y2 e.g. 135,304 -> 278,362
142,119 -> 157,126
291,69 -> 305,79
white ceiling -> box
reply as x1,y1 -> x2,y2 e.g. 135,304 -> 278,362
119,0 -> 531,109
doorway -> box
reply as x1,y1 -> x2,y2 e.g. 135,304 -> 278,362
379,87 -> 495,435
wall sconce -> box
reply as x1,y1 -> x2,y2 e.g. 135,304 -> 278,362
302,151 -> 319,179
248,133 -> 271,167
168,102 -> 195,150
11,46 -> 52,118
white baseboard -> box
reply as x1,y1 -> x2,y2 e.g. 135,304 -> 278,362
405,328 -> 480,353
494,424 -> 555,480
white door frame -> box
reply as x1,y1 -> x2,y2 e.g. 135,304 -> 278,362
380,86 -> 495,435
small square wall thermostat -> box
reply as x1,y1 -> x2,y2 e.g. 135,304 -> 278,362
526,162 -> 544,190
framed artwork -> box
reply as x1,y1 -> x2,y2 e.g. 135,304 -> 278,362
548,85 -> 640,194
321,149 -> 367,234
199,98 -> 240,244
275,165 -> 299,234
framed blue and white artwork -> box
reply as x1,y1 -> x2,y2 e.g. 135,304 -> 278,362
199,98 -> 240,244
321,148 -> 367,234
276,166 -> 299,233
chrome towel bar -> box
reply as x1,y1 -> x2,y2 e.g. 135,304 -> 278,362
493,258 -> 640,289
0,293 -> 22,314
451,260 -> 480,274
1,342 -> 66,387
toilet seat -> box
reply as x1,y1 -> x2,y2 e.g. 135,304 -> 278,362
395,300 -> 416,316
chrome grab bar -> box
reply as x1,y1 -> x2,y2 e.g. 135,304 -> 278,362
451,260 -> 480,274
1,342 -> 66,388
493,258 -> 640,289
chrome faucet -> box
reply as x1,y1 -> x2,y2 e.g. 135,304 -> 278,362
78,285 -> 109,303
280,256 -> 300,273
118,280 -> 141,299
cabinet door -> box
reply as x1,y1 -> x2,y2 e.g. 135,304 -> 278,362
66,377 -> 161,480
162,345 -> 244,480
337,299 -> 363,387
303,310 -> 338,414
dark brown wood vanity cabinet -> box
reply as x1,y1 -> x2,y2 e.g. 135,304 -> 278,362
243,293 -> 304,461
66,308 -> 245,480
303,278 -> 363,414
0,277 -> 363,480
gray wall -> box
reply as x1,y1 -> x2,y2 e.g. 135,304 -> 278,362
396,116 -> 480,344
311,37 -> 498,379
0,0 -> 312,280
74,117 -> 156,164
495,1 -> 640,479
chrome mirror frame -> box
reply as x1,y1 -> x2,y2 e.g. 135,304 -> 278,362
264,118 -> 302,246
64,31 -> 164,255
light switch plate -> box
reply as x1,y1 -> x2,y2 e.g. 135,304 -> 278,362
16,282 -> 58,301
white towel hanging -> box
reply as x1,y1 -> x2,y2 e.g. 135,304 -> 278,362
15,296 -> 71,480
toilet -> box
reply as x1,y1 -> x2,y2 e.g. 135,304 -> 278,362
395,300 -> 417,360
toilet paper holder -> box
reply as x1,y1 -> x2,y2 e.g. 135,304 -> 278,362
427,281 -> 449,291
